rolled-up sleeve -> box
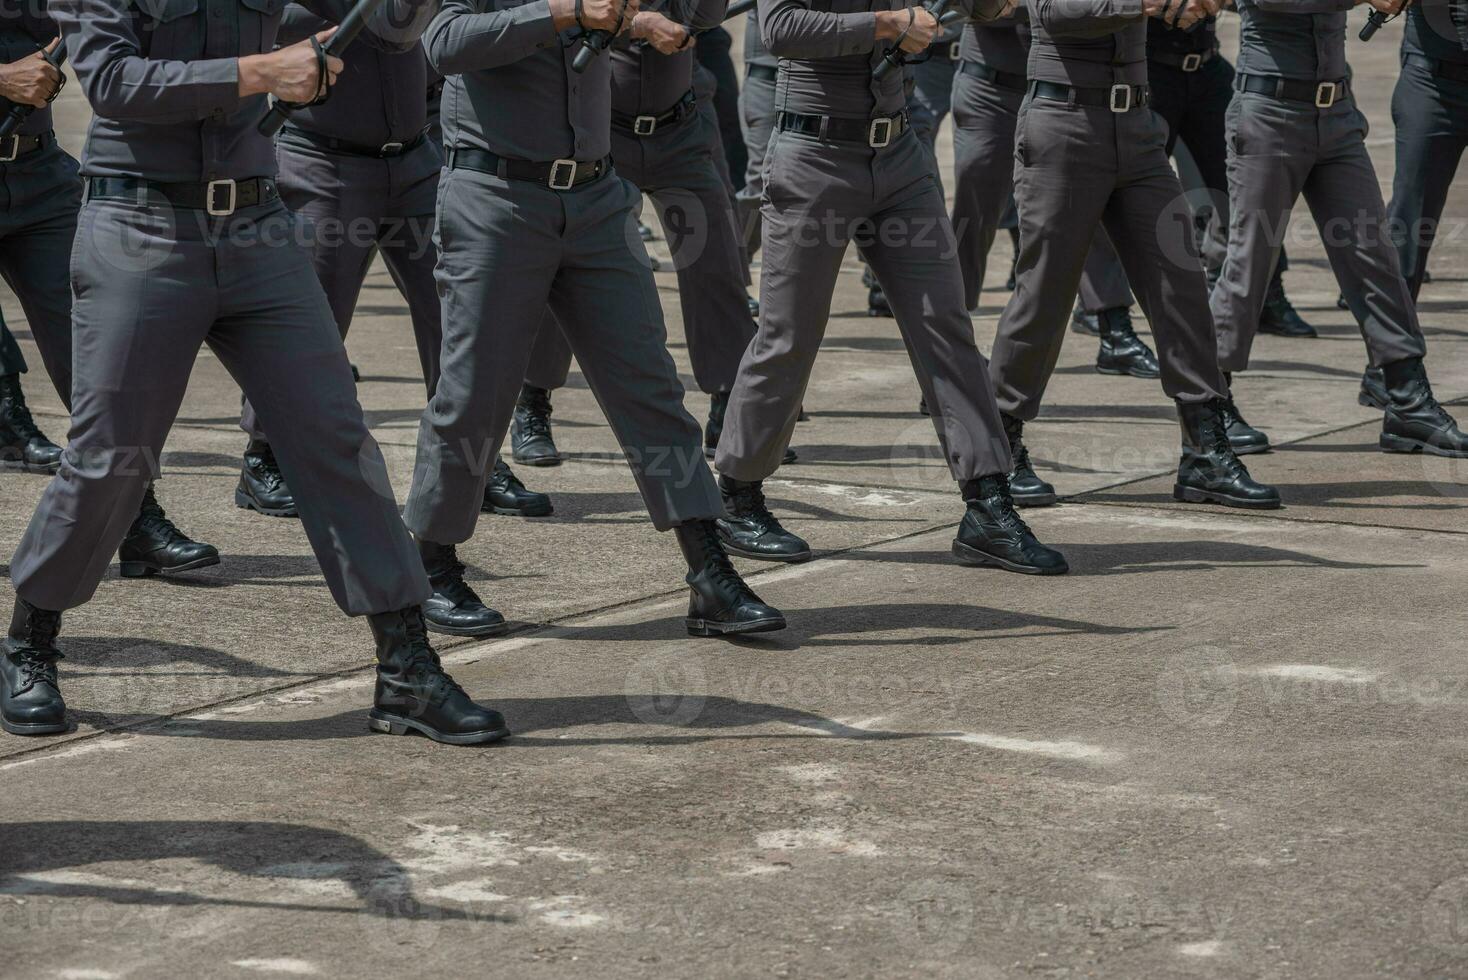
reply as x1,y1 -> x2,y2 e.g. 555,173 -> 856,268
1030,0 -> 1142,37
49,0 -> 240,122
424,0 -> 560,72
759,0 -> 878,59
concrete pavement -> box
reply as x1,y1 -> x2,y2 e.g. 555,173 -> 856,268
2,17 -> 1467,980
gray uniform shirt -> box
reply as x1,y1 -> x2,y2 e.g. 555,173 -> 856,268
1233,0 -> 1353,82
0,0 -> 59,136
1025,0 -> 1148,87
609,0 -> 725,115
50,0 -> 435,182
758,0 -> 1003,118
278,4 -> 432,143
426,0 -> 610,161
958,8 -> 1029,74
744,9 -> 778,66
1403,0 -> 1468,63
1147,14 -> 1217,59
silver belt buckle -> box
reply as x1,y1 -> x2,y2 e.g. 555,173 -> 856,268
1109,83 -> 1133,113
548,158 -> 578,190
633,114 -> 658,136
206,178 -> 238,217
0,135 -> 19,163
1182,53 -> 1203,72
948,41 -> 961,61
1315,81 -> 1338,108
380,141 -> 404,156
868,116 -> 893,148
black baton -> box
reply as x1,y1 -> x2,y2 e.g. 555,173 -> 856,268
258,0 -> 392,136
0,40 -> 67,141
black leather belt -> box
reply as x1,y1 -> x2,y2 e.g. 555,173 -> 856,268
1149,47 -> 1217,72
612,90 -> 696,137
776,109 -> 909,147
1237,73 -> 1351,107
959,59 -> 1028,93
942,40 -> 961,61
1405,52 -> 1468,83
280,126 -> 428,159
85,175 -> 279,216
447,146 -> 609,190
746,63 -> 777,81
1031,80 -> 1150,112
0,130 -> 54,163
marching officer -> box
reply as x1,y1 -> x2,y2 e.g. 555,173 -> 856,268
713,0 -> 1068,576
1212,0 -> 1468,458
1385,0 -> 1468,300
4,0 -> 509,747
0,0 -> 217,578
907,17 -> 961,173
986,0 -> 1280,511
737,8 -> 777,272
235,4 -> 551,520
948,7 -> 1158,383
409,0 -> 785,639
506,0 -> 779,470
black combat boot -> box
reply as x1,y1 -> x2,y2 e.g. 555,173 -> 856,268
716,476 -> 812,563
236,441 -> 297,517
675,520 -> 786,637
119,483 -> 221,578
1095,308 -> 1161,379
511,384 -> 561,467
1069,306 -> 1102,337
1258,272 -> 1316,337
1002,414 -> 1056,507
746,293 -> 760,319
1358,366 -> 1388,410
367,606 -> 509,745
952,474 -> 1069,575
1,598 -> 67,736
1173,400 -> 1281,509
867,284 -> 892,318
705,392 -> 796,463
417,540 -> 508,638
1379,357 -> 1468,458
1218,379 -> 1270,456
0,374 -> 63,473
482,459 -> 553,517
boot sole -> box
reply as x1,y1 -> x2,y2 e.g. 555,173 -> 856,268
1172,484 -> 1282,510
234,489 -> 299,518
0,458 -> 62,475
686,615 -> 787,637
482,502 -> 554,518
423,619 -> 511,639
119,554 -> 222,579
1230,442 -> 1271,457
1,717 -> 70,736
950,540 -> 1069,575
368,709 -> 510,746
719,542 -> 813,564
1380,433 -> 1468,459
1012,491 -> 1057,508
1096,365 -> 1161,380
512,453 -> 562,468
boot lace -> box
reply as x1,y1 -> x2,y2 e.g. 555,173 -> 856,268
401,613 -> 468,703
975,477 -> 1032,537
1,393 -> 44,441
427,547 -> 485,608
728,483 -> 790,537
696,523 -> 754,599
1202,405 -> 1249,481
132,489 -> 188,545
1219,395 -> 1250,432
11,645 -> 62,696
248,446 -> 288,493
517,390 -> 553,440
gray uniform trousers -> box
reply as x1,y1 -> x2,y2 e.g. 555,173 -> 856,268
737,65 -> 779,259
715,126 -> 1012,482
241,138 -> 446,444
950,74 -> 1133,312
522,110 -> 755,396
10,197 -> 431,614
1211,92 -> 1426,373
990,98 -> 1226,419
403,166 -> 725,542
0,145 -> 80,401
909,49 -> 957,191
1387,57 -> 1468,301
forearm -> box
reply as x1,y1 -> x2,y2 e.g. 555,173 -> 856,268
759,0 -> 879,59
1032,0 -> 1143,36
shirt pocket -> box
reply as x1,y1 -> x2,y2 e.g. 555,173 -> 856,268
241,0 -> 289,53
134,0 -> 201,58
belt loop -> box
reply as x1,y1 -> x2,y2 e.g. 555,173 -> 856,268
819,115 -> 830,141
496,159 -> 509,179
1274,77 -> 1286,100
